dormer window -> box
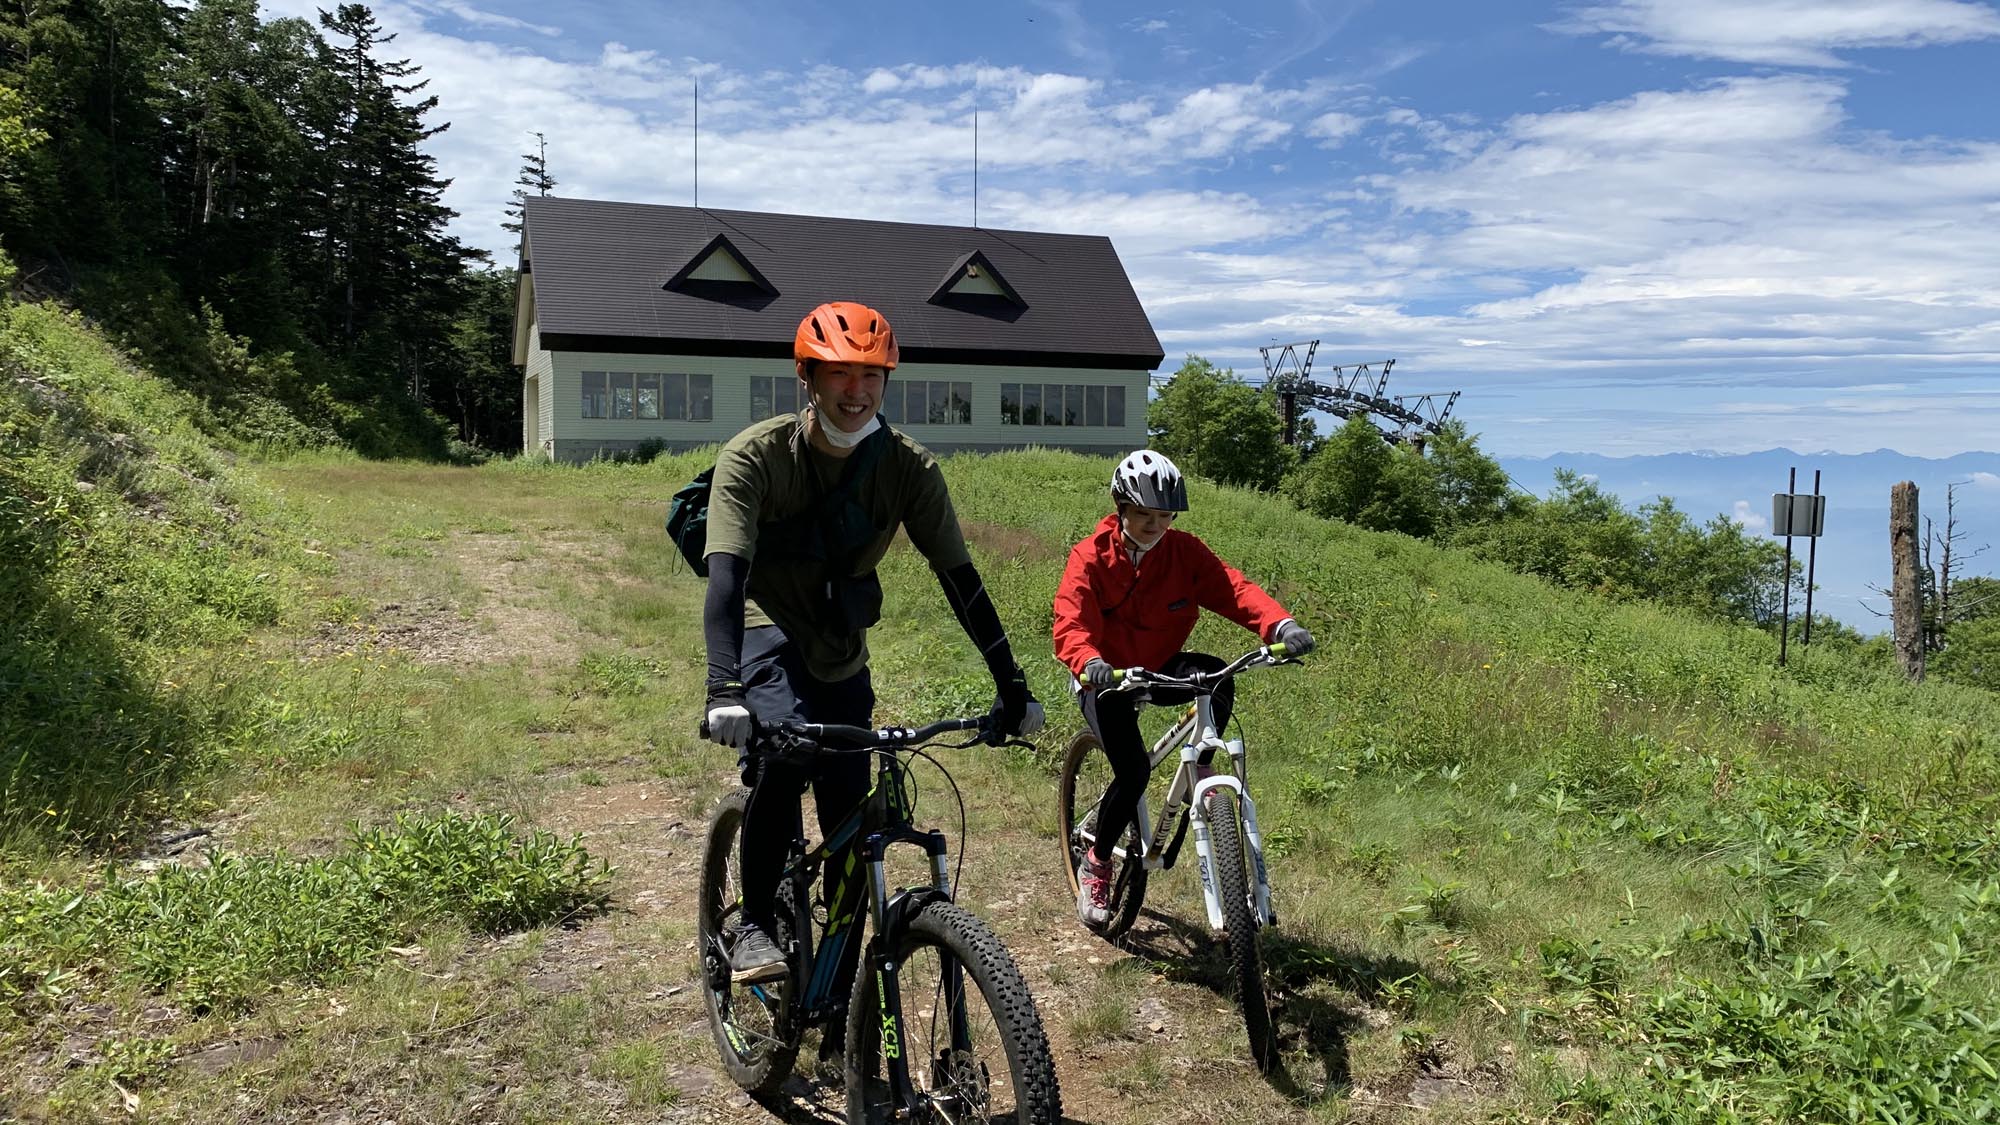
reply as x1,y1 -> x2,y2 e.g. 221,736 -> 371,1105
929,250 -> 1026,308
664,232 -> 778,297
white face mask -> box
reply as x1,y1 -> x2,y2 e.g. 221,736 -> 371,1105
814,408 -> 881,449
1120,508 -> 1173,551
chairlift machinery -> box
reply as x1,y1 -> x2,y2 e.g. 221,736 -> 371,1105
1253,340 -> 1461,448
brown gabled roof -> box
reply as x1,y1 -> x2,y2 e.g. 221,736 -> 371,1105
519,196 -> 1164,368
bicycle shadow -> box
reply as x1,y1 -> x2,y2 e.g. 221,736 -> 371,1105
752,1067 -> 1109,1125
1116,908 -> 1431,1102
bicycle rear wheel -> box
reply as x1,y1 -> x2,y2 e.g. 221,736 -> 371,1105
1058,730 -> 1149,939
845,900 -> 1062,1125
1203,787 -> 1277,1072
697,788 -> 802,1095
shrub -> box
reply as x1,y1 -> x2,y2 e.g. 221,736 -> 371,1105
0,811 -> 611,1016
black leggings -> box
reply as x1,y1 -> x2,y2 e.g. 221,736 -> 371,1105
1078,651 -> 1232,864
736,626 -> 874,932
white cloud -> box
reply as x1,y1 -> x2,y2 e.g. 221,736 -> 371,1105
1733,499 -> 1771,531
252,0 -> 2000,456
418,0 -> 559,36
1969,470 -> 2000,488
1307,111 -> 1365,146
1557,0 -> 2000,66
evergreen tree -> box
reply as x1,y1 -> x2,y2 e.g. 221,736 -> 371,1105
315,3 -> 477,401
0,0 -> 176,263
501,130 -> 553,245
447,266 -> 521,449
163,0 -> 316,336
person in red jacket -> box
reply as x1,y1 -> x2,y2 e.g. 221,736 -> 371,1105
1053,450 -> 1315,927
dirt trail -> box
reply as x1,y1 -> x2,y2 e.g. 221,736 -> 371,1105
235,488 -> 1487,1125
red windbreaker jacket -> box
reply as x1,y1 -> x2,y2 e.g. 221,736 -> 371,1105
1052,513 -> 1291,676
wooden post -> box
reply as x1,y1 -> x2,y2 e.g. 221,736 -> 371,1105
1890,481 -> 1924,682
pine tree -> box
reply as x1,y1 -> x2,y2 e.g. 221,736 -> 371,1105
163,0 -> 316,336
315,3 -> 476,401
501,131 -> 553,245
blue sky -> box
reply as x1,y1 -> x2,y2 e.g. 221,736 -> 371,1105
259,0 -> 2000,458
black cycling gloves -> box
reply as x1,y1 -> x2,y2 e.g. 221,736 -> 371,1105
987,664 -> 1045,745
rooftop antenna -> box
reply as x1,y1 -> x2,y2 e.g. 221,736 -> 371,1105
692,75 -> 699,209
973,103 -> 979,228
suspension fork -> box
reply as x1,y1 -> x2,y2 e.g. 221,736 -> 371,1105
863,828 -> 966,1107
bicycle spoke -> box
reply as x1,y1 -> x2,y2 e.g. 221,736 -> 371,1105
699,791 -> 802,1093
900,941 -> 1012,1123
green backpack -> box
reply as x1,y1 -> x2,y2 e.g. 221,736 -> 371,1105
664,425 -> 891,578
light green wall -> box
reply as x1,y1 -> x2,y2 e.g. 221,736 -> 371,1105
524,341 -> 1152,463
523,322 -> 554,455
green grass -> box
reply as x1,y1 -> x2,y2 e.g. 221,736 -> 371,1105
6,304 -> 2000,1119
1,298 -> 310,847
0,810 -> 610,1019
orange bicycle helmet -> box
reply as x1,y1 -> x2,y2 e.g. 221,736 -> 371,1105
794,301 -> 899,376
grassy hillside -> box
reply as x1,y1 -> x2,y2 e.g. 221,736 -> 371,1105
4,319 -> 1997,1119
945,452 -> 2000,1119
0,294 -> 305,846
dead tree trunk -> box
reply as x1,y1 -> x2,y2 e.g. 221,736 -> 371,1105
1891,481 -> 1925,682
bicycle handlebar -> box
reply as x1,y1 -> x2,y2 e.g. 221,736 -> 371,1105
1101,642 -> 1299,695
770,716 -> 988,749
697,713 -> 994,754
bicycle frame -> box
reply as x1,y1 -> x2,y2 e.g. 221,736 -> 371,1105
720,727 -> 980,1110
1092,649 -> 1282,933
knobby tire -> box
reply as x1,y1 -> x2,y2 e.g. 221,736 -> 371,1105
844,900 -> 1062,1125
1059,729 -> 1149,939
1203,787 -> 1277,1072
698,788 -> 802,1095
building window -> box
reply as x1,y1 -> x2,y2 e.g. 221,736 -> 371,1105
750,375 -> 802,422
999,382 -> 1128,427
581,371 -> 712,421
688,374 -> 713,421
880,380 -> 971,425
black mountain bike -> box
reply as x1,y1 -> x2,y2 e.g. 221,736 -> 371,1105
697,714 -> 1062,1125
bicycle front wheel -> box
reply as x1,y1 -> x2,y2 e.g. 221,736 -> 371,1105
1058,729 -> 1149,939
697,787 -> 802,1095
1204,787 -> 1277,1072
845,900 -> 1062,1125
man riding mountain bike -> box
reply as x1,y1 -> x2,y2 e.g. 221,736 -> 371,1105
702,300 -> 1046,987
1052,450 -> 1314,928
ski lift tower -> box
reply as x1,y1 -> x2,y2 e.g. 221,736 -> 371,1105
1258,340 -> 1462,448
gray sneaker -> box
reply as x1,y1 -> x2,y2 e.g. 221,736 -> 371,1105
1076,852 -> 1114,928
729,924 -> 787,983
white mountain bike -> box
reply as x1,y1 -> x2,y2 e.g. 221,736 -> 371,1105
1057,642 -> 1297,1072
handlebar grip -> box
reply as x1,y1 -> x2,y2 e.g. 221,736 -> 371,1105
1269,642 -> 1290,658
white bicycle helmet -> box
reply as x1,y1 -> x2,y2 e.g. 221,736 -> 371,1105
1111,450 -> 1188,512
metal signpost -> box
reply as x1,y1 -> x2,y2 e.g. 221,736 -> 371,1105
1771,468 -> 1827,666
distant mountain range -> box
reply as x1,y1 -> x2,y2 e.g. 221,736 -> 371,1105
1496,449 -> 2000,632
